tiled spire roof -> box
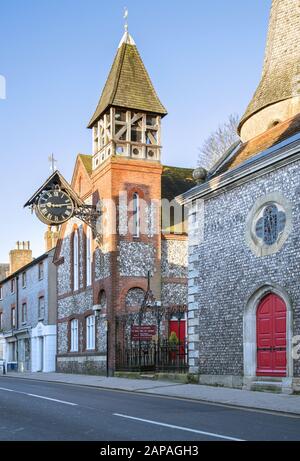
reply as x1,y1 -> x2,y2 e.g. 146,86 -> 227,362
88,32 -> 167,128
239,0 -> 300,133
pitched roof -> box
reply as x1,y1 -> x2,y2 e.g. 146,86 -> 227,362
79,154 -> 93,176
66,155 -> 195,201
161,165 -> 196,201
213,113 -> 300,175
88,34 -> 167,128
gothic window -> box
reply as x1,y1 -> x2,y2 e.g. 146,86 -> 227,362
255,204 -> 286,246
86,226 -> 92,287
73,229 -> 79,291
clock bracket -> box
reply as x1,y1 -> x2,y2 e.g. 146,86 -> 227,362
24,170 -> 102,242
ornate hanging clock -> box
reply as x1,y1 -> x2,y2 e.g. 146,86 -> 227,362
36,188 -> 75,225
24,170 -> 101,240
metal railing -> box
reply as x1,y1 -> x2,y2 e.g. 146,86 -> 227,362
116,340 -> 189,373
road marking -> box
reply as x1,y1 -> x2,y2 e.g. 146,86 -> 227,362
113,413 -> 245,441
0,387 -> 77,406
27,394 -> 78,406
0,387 -> 14,392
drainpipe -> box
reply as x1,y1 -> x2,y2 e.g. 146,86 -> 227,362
15,275 -> 19,369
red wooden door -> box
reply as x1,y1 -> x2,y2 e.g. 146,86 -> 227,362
169,320 -> 186,343
256,294 -> 287,377
169,320 -> 186,358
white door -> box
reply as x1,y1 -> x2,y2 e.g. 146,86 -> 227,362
38,337 -> 44,372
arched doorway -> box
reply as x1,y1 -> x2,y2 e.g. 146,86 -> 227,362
256,293 -> 287,377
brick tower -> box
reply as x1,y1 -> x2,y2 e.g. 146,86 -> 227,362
88,28 -> 167,375
55,26 -> 193,377
239,0 -> 300,142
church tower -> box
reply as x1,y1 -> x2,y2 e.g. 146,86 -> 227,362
88,29 -> 167,169
239,0 -> 300,142
88,25 -> 167,374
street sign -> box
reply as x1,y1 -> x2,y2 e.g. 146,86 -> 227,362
131,325 -> 156,341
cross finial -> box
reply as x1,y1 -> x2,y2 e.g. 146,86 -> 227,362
124,7 -> 128,32
48,153 -> 57,173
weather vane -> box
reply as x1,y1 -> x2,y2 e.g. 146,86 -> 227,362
124,7 -> 128,32
48,153 -> 57,173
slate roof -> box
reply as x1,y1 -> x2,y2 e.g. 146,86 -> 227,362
161,166 -> 196,200
88,36 -> 167,128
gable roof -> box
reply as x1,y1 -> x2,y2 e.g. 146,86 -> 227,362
88,36 -> 167,128
24,170 -> 83,208
78,154 -> 93,177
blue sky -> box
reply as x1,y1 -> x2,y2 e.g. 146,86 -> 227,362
0,0 -> 271,261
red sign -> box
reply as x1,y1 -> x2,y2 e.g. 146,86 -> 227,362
131,325 -> 157,341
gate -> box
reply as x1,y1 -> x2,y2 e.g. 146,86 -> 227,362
115,304 -> 189,373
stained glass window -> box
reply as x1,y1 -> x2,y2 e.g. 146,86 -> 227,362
255,204 -> 286,246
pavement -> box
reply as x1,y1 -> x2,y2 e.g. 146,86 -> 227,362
3,371 -> 300,416
1,375 -> 300,441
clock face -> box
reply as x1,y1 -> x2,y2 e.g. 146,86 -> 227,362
36,189 -> 74,225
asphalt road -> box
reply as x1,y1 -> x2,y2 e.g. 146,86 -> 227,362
0,376 -> 300,441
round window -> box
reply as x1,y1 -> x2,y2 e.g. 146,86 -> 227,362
246,193 -> 292,257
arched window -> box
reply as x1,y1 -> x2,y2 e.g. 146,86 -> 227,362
73,229 -> 79,291
133,193 -> 140,238
86,226 -> 92,286
70,319 -> 78,352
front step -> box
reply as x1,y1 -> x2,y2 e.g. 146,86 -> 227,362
254,376 -> 283,383
249,378 -> 293,394
251,381 -> 283,393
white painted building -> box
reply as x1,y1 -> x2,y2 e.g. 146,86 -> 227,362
0,243 -> 57,373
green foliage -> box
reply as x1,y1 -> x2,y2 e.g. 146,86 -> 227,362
169,331 -> 179,345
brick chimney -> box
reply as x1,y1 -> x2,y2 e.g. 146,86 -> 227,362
44,226 -> 60,252
9,241 -> 33,274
